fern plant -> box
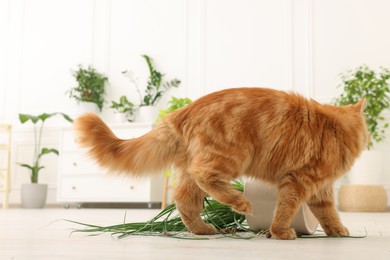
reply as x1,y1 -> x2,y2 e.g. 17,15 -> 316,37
142,55 -> 181,106
123,55 -> 181,107
67,65 -> 108,111
334,65 -> 390,149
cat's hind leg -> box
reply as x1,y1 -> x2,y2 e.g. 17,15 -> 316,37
268,172 -> 315,240
189,154 -> 252,215
307,185 -> 349,237
172,168 -> 217,235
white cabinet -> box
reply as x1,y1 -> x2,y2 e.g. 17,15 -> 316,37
57,123 -> 164,205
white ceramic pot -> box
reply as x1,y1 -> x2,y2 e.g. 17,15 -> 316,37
349,150 -> 383,185
136,106 -> 159,123
78,101 -> 100,115
21,183 -> 48,208
114,113 -> 128,124
244,180 -> 318,235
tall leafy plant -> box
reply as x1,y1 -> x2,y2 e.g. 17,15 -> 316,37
18,113 -> 73,183
122,55 -> 181,107
142,55 -> 181,106
67,65 -> 108,111
334,65 -> 390,149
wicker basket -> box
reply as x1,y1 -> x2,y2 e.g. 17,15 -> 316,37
338,185 -> 388,212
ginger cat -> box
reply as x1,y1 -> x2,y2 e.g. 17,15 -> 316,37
74,88 -> 368,240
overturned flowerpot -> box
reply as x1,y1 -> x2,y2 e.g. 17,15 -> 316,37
338,185 -> 387,212
21,183 -> 48,209
244,180 -> 319,235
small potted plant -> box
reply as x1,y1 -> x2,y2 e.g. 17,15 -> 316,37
110,96 -> 135,123
123,55 -> 181,122
156,96 -> 192,122
67,65 -> 108,113
18,112 -> 73,208
334,65 -> 390,184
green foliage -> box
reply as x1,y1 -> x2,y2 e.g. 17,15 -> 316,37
142,54 -> 181,106
18,113 -> 73,183
156,96 -> 192,122
110,96 -> 135,117
68,181 -> 262,239
335,65 -> 390,149
123,55 -> 181,107
67,179 -> 366,239
67,65 -> 108,111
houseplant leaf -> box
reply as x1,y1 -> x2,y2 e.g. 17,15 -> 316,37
38,113 -> 57,122
19,114 -> 39,124
38,148 -> 59,159
59,113 -> 74,123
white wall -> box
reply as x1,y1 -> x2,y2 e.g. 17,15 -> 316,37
1,0 -> 390,205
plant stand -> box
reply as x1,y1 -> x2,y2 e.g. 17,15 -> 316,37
338,185 -> 388,212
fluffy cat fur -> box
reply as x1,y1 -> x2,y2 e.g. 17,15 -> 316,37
74,88 -> 368,240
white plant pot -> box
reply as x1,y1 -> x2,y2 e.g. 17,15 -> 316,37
78,101 -> 100,115
21,183 -> 48,208
114,113 -> 128,124
348,150 -> 383,185
244,180 -> 318,235
136,106 -> 159,123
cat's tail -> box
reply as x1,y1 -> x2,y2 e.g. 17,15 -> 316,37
73,113 -> 178,177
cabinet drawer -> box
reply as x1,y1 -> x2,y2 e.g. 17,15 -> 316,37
58,175 -> 151,202
57,123 -> 160,204
60,151 -> 102,175
60,130 -> 79,151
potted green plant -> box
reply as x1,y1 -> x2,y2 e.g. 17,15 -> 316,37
18,112 -> 73,208
156,96 -> 192,122
123,55 -> 181,122
67,65 -> 108,113
334,65 -> 390,184
110,96 -> 135,123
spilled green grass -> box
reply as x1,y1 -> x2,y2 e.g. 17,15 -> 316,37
67,180 -> 366,240
67,181 -> 264,239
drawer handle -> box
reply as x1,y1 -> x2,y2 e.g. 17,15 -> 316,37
72,186 -> 77,190
130,186 -> 134,190
73,162 -> 78,167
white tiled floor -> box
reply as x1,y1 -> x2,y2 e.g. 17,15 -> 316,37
0,208 -> 389,260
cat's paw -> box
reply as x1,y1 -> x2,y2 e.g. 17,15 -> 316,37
232,199 -> 253,215
266,228 -> 297,240
324,225 -> 349,237
191,224 -> 217,235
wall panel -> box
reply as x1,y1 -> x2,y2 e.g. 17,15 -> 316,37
311,0 -> 390,102
107,0 -> 186,113
19,0 -> 95,115
0,0 -> 10,120
203,0 -> 292,94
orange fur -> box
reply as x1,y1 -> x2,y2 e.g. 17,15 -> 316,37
74,88 -> 368,240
